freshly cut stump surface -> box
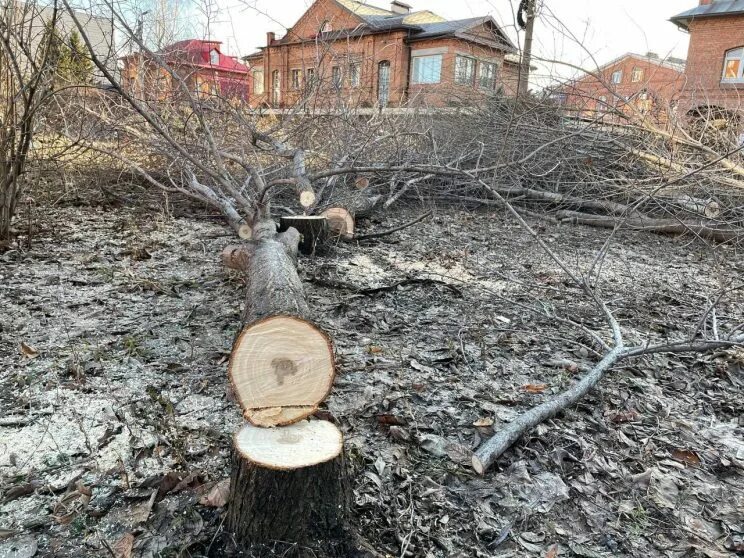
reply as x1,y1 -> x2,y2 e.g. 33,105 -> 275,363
234,420 -> 343,469
228,420 -> 350,554
229,315 -> 335,427
322,207 -> 354,240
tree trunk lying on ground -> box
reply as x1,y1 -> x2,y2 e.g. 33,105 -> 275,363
321,194 -> 382,239
223,218 -> 354,556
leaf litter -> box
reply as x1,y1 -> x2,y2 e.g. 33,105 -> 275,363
0,197 -> 743,557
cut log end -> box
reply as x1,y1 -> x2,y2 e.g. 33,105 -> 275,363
471,455 -> 486,475
229,315 -> 335,427
321,207 -> 355,240
234,420 -> 343,470
238,224 -> 253,240
300,190 -> 316,208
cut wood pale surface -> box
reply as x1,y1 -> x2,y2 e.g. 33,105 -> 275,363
322,207 -> 354,239
229,315 -> 335,427
228,421 -> 352,554
234,420 -> 342,469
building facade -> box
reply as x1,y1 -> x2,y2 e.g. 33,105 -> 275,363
245,0 -> 519,109
121,39 -> 250,101
555,53 -> 686,123
671,0 -> 744,116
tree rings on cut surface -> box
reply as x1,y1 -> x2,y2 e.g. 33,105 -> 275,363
321,207 -> 354,239
299,190 -> 316,208
229,315 -> 335,427
234,420 -> 343,470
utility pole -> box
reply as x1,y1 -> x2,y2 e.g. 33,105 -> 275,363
518,0 -> 536,97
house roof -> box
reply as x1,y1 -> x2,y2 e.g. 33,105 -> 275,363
275,0 -> 516,52
670,0 -> 744,30
571,52 -> 687,83
144,39 -> 249,74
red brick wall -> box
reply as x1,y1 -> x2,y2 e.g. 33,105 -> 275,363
249,29 -> 513,108
680,15 -> 744,114
560,55 -> 685,124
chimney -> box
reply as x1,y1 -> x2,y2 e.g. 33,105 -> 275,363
266,31 -> 275,45
646,51 -> 659,59
390,1 -> 411,15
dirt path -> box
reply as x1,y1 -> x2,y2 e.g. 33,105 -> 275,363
1,202 -> 742,557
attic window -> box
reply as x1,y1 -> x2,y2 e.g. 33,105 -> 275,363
210,49 -> 219,65
320,21 -> 332,34
722,47 -> 744,83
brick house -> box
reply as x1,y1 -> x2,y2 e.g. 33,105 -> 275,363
671,0 -> 744,116
121,39 -> 250,101
554,52 -> 686,123
244,0 -> 519,109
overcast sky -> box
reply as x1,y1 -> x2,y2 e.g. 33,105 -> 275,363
187,0 -> 695,85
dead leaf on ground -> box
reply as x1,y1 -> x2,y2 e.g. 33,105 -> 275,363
199,478 -> 230,508
376,413 -> 406,426
545,544 -> 560,557
112,532 -> 135,558
0,535 -> 37,558
473,417 -> 494,427
523,383 -> 547,393
3,481 -> 41,503
19,342 -> 38,358
672,448 -> 701,466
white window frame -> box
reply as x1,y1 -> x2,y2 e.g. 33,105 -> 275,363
722,47 -> 744,83
411,54 -> 442,85
349,62 -> 361,88
320,20 -> 332,34
332,65 -> 342,89
455,55 -> 476,85
611,70 -> 623,84
478,60 -> 498,90
291,68 -> 302,90
631,67 -> 643,83
252,68 -> 264,94
209,49 -> 219,65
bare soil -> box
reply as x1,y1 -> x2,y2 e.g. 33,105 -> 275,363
1,196 -> 743,557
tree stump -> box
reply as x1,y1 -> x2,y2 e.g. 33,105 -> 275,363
279,215 -> 328,254
227,421 -> 350,555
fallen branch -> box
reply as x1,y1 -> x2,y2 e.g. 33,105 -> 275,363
351,210 -> 433,241
555,210 -> 742,243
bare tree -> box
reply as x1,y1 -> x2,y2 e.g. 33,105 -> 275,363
0,1 -> 61,244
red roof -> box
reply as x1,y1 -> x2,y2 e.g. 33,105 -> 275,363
156,39 -> 249,74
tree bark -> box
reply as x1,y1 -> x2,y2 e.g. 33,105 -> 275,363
225,217 -> 354,555
227,422 -> 352,557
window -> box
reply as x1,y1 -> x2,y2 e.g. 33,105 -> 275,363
253,69 -> 264,94
455,55 -> 475,85
306,68 -> 315,88
320,20 -> 332,34
631,67 -> 643,82
598,95 -> 607,106
411,54 -> 442,84
479,61 -> 498,89
209,49 -> 219,65
349,62 -> 361,88
722,47 -> 744,83
332,65 -> 342,88
291,69 -> 302,90
611,70 -> 622,84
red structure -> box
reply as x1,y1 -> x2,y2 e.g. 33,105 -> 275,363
122,39 -> 250,101
554,52 -> 686,124
671,0 -> 744,117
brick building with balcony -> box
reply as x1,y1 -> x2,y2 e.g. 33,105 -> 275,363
554,52 -> 686,124
671,0 -> 744,117
244,0 -> 519,109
